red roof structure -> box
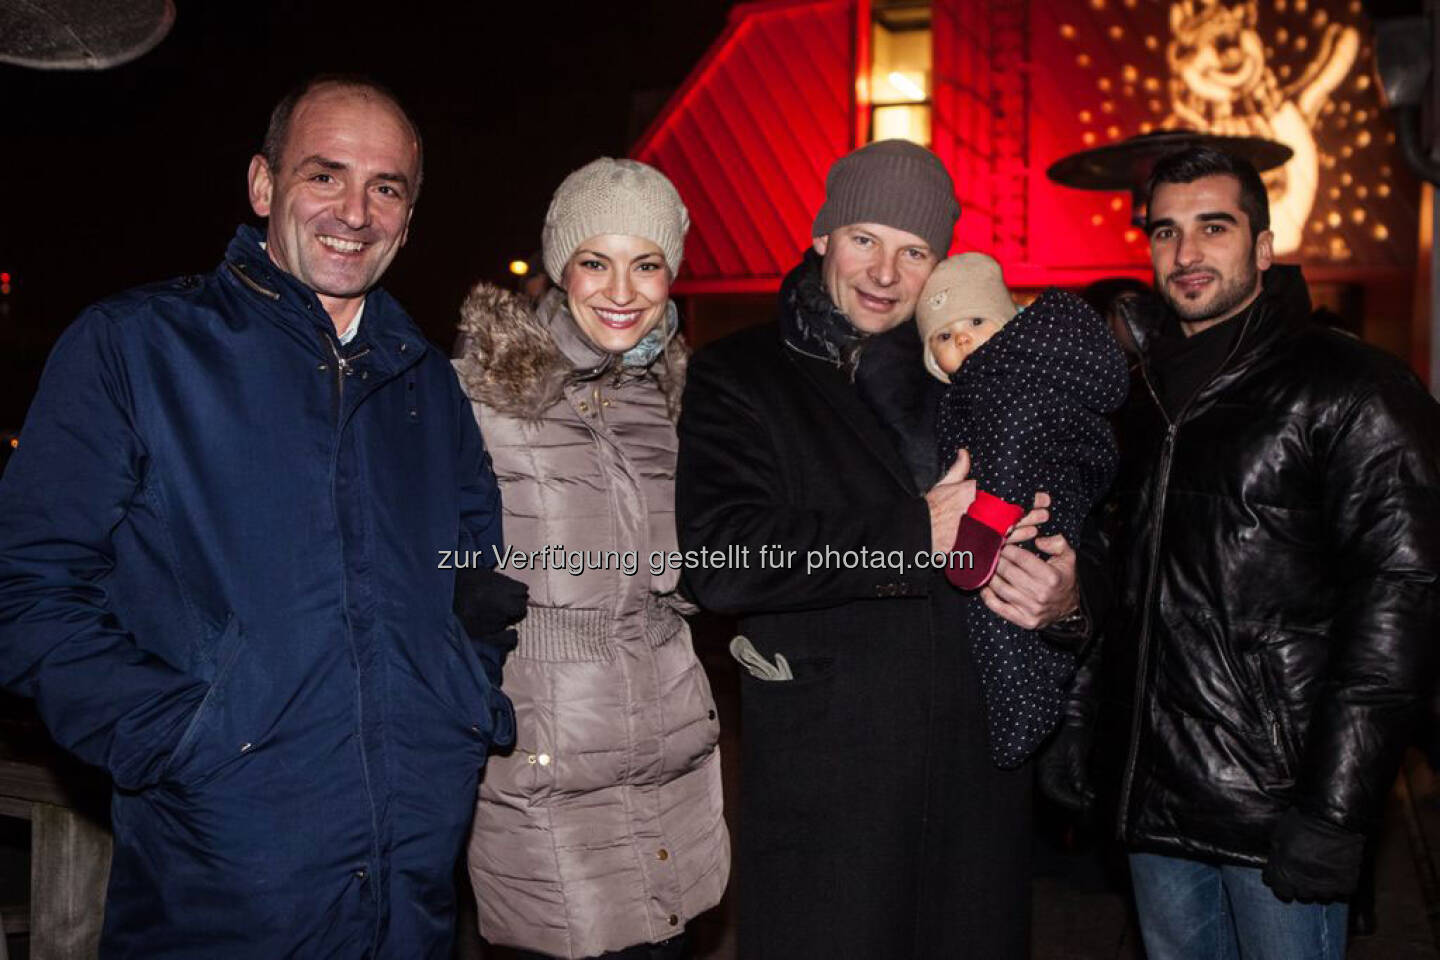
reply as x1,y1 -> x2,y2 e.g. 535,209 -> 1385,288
634,0 -> 1421,369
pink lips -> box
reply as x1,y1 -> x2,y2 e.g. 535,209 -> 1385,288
1170,272 -> 1215,295
594,309 -> 642,329
856,290 -> 897,311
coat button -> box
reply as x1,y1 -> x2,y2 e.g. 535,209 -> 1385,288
667,914 -> 678,926
707,710 -> 716,721
399,343 -> 409,353
657,848 -> 669,861
317,362 -> 329,372
537,753 -> 551,767
353,867 -> 368,880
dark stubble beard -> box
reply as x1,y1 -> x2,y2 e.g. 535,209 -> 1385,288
1159,251 -> 1261,325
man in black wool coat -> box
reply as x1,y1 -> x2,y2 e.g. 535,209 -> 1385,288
675,139 -> 1089,960
1043,146 -> 1440,959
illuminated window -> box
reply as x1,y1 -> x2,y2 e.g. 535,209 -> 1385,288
870,1 -> 932,147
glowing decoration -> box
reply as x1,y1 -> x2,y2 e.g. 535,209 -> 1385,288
508,260 -> 529,276
1164,0 -> 1359,254
1372,224 -> 1388,240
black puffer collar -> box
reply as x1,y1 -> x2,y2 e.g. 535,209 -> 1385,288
1128,263 -> 1316,420
1125,263 -> 1312,361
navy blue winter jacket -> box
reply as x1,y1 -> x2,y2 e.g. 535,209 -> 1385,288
0,226 -> 512,958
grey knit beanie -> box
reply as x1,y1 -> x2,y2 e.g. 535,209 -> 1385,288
812,139 -> 959,256
916,253 -> 1018,383
542,158 -> 690,285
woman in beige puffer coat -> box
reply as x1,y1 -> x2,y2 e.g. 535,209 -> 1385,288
454,159 -> 728,960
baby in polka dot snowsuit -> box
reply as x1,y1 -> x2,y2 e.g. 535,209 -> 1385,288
918,253 -> 1129,768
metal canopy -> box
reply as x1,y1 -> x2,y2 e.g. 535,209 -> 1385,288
0,0 -> 174,70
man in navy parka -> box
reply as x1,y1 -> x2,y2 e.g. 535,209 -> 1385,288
0,76 -> 514,958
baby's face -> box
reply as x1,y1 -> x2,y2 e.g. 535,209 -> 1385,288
930,316 -> 1005,375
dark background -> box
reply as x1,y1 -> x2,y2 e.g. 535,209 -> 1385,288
0,0 -> 734,428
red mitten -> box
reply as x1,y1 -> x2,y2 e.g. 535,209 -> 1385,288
946,489 -> 1026,590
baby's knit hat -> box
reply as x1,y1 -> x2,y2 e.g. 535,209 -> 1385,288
542,158 -> 690,284
916,252 -> 1019,382
812,139 -> 959,256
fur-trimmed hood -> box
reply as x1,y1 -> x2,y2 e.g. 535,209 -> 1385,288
455,284 -> 688,421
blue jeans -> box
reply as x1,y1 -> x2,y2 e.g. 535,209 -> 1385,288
1129,853 -> 1347,960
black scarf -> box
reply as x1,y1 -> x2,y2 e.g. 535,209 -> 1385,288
779,249 -> 867,374
778,251 -> 942,490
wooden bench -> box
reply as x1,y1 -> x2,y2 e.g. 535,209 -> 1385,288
0,755 -> 111,960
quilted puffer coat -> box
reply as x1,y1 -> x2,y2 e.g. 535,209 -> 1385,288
1079,265 -> 1440,864
454,285 -> 729,959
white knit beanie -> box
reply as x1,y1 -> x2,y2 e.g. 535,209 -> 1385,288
916,253 -> 1018,383
542,158 -> 690,285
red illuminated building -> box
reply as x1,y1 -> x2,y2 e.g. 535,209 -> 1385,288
633,0 -> 1427,373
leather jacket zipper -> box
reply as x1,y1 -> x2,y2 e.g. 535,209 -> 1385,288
1252,648 -> 1293,778
1116,303 -> 1267,837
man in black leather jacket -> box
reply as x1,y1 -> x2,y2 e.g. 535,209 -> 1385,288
1041,146 -> 1440,959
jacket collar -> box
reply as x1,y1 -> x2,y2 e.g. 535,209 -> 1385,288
1130,263 -> 1313,421
221,224 -> 427,372
777,254 -> 919,494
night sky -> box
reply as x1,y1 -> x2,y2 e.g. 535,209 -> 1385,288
0,1 -> 734,427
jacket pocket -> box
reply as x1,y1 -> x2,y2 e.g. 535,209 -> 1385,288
1248,646 -> 1295,783
442,621 -> 515,752
163,614 -> 245,786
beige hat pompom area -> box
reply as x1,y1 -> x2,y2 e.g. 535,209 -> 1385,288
541,158 -> 691,285
916,253 -> 1019,383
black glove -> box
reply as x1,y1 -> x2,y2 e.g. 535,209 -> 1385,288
1037,720 -> 1095,814
453,567 -> 529,687
454,567 -> 529,637
1262,807 -> 1366,902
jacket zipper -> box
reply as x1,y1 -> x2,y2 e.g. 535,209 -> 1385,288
1115,303 -> 1267,837
326,338 -> 373,426
1251,647 -> 1292,778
